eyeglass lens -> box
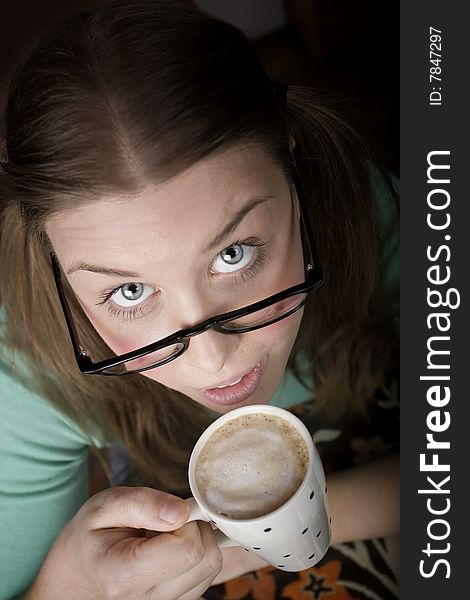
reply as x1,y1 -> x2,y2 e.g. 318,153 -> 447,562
101,291 -> 309,375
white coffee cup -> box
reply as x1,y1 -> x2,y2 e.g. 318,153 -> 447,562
185,404 -> 331,572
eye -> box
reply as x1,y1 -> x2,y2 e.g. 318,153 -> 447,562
212,244 -> 256,274
110,283 -> 155,307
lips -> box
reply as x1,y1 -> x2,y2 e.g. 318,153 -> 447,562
200,359 -> 265,406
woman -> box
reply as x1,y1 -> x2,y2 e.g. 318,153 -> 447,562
0,1 -> 399,598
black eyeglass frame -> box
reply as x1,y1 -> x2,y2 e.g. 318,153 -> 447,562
50,155 -> 323,376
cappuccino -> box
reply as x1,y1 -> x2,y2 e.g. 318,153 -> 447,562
195,413 -> 309,519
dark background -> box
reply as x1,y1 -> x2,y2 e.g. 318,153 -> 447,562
0,0 -> 398,174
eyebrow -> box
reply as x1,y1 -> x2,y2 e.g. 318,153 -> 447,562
66,262 -> 141,277
66,194 -> 274,277
203,194 -> 274,254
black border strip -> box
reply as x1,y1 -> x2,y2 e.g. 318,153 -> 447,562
401,2 -> 467,597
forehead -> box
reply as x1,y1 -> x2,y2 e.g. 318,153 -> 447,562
46,145 -> 288,263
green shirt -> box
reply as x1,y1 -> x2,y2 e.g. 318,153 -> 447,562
0,360 -> 92,599
0,172 -> 398,599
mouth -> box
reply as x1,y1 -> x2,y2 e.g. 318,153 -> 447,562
199,359 -> 265,406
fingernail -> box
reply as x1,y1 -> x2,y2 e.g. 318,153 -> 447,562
160,500 -> 186,523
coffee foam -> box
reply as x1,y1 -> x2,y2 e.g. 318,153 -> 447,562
195,413 -> 309,519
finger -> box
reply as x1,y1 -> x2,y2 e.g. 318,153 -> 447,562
115,521 -> 208,586
147,571 -> 218,600
198,519 -> 224,563
94,521 -> 206,591
152,522 -> 222,599
84,486 -> 189,532
177,571 -> 220,600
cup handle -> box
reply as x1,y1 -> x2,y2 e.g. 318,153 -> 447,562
184,497 -> 239,548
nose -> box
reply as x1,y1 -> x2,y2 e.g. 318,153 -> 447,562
176,291 -> 241,374
185,326 -> 241,373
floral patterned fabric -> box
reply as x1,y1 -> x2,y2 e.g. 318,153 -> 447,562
202,371 -> 400,600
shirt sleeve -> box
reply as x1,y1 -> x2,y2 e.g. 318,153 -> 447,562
0,360 -> 92,600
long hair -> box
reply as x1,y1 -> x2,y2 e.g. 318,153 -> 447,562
0,0 -> 398,494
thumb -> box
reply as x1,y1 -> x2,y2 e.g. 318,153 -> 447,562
86,486 -> 190,532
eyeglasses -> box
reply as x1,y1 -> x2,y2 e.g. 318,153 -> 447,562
51,158 -> 323,376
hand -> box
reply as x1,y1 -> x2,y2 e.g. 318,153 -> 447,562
24,486 -> 223,600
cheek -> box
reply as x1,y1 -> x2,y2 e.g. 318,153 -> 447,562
139,362 -> 181,388
269,305 -> 304,345
242,305 -> 305,358
80,308 -> 152,357
85,317 -> 131,356
273,233 -> 305,291
99,331 -> 184,387
108,336 -> 144,356
70,296 -> 124,355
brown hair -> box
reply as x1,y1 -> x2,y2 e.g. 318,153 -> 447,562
0,0 -> 398,494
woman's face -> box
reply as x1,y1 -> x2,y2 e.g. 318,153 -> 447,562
46,145 -> 305,414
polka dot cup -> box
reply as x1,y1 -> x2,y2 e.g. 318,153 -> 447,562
186,405 -> 331,572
